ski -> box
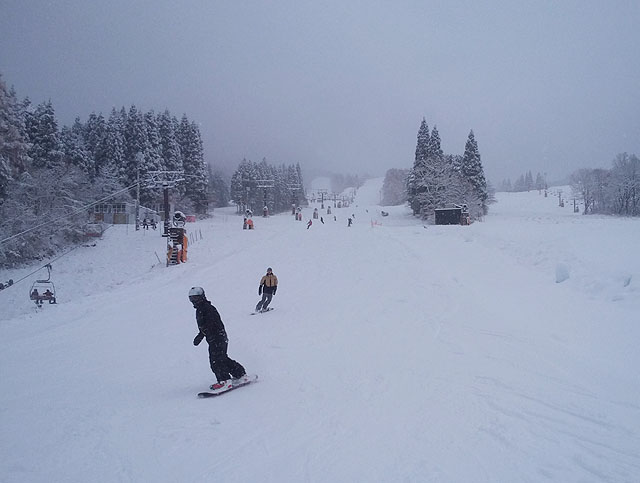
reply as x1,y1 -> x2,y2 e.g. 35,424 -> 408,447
197,374 -> 258,398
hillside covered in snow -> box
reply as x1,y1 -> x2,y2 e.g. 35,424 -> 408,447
1,178 -> 639,482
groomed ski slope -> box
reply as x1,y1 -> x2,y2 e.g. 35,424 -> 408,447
1,178 -> 639,482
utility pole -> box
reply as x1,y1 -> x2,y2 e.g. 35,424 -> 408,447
287,183 -> 301,214
162,182 -> 170,236
135,167 -> 140,231
146,171 -> 185,237
255,179 -> 275,216
146,171 -> 186,267
134,152 -> 143,231
317,189 -> 328,209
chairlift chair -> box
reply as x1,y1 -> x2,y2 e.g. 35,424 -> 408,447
29,264 -> 56,305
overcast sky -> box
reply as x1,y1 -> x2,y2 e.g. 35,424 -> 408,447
1,0 -> 639,183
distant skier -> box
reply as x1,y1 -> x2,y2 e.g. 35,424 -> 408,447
307,219 -> 313,229
348,217 -> 353,227
189,287 -> 247,391
255,267 -> 278,312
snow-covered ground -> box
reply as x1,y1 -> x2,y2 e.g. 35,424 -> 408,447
1,179 -> 639,482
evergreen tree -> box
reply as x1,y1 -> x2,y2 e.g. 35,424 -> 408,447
100,108 -> 126,179
121,105 -> 162,205
461,130 -> 488,213
123,105 -> 146,183
177,117 -> 208,214
231,158 -> 259,211
407,118 -> 430,214
295,162 -> 306,202
60,118 -> 91,174
157,110 -> 182,172
414,125 -> 452,216
525,171 -> 534,191
26,100 -> 62,169
144,110 -> 163,170
428,125 -> 443,160
85,112 -> 106,175
286,163 -> 302,208
0,76 -> 30,201
207,164 -> 229,208
382,168 -> 409,206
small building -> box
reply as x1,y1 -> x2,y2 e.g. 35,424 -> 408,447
435,207 -> 462,225
92,203 -> 158,224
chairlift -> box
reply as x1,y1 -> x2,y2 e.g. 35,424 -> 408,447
29,263 -> 57,306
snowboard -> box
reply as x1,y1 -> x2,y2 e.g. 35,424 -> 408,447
197,374 -> 258,398
251,307 -> 274,315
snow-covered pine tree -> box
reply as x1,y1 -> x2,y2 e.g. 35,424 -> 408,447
85,112 -> 106,176
144,110 -> 163,168
157,110 -> 182,173
498,178 -> 512,192
286,163 -> 302,208
272,164 -> 286,212
513,174 -> 526,192
100,108 -> 126,179
0,76 -> 30,201
231,158 -> 259,212
123,105 -> 146,183
26,100 -> 62,169
60,118 -> 91,175
177,118 -> 208,214
381,168 -> 409,205
461,130 -> 488,214
122,105 -> 160,204
207,164 -> 230,208
407,118 -> 430,214
428,125 -> 444,160
525,171 -> 534,191
414,125 -> 455,217
295,162 -> 306,203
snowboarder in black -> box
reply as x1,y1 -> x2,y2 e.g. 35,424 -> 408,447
189,287 -> 246,390
255,267 -> 278,312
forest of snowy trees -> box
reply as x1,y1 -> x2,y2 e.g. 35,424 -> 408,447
569,153 -> 640,216
497,156 -> 639,217
405,119 -> 490,221
497,171 -> 547,193
381,168 -> 409,206
0,74 -> 213,267
230,158 -> 306,215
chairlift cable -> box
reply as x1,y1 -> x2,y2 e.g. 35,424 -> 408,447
0,245 -> 82,293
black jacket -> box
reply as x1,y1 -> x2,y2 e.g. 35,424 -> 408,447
193,300 -> 228,347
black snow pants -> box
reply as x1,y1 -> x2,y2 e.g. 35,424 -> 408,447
208,341 -> 246,382
255,292 -> 273,312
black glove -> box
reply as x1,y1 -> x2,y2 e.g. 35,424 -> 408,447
193,332 -> 204,346
272,286 -> 277,295
258,286 -> 262,295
